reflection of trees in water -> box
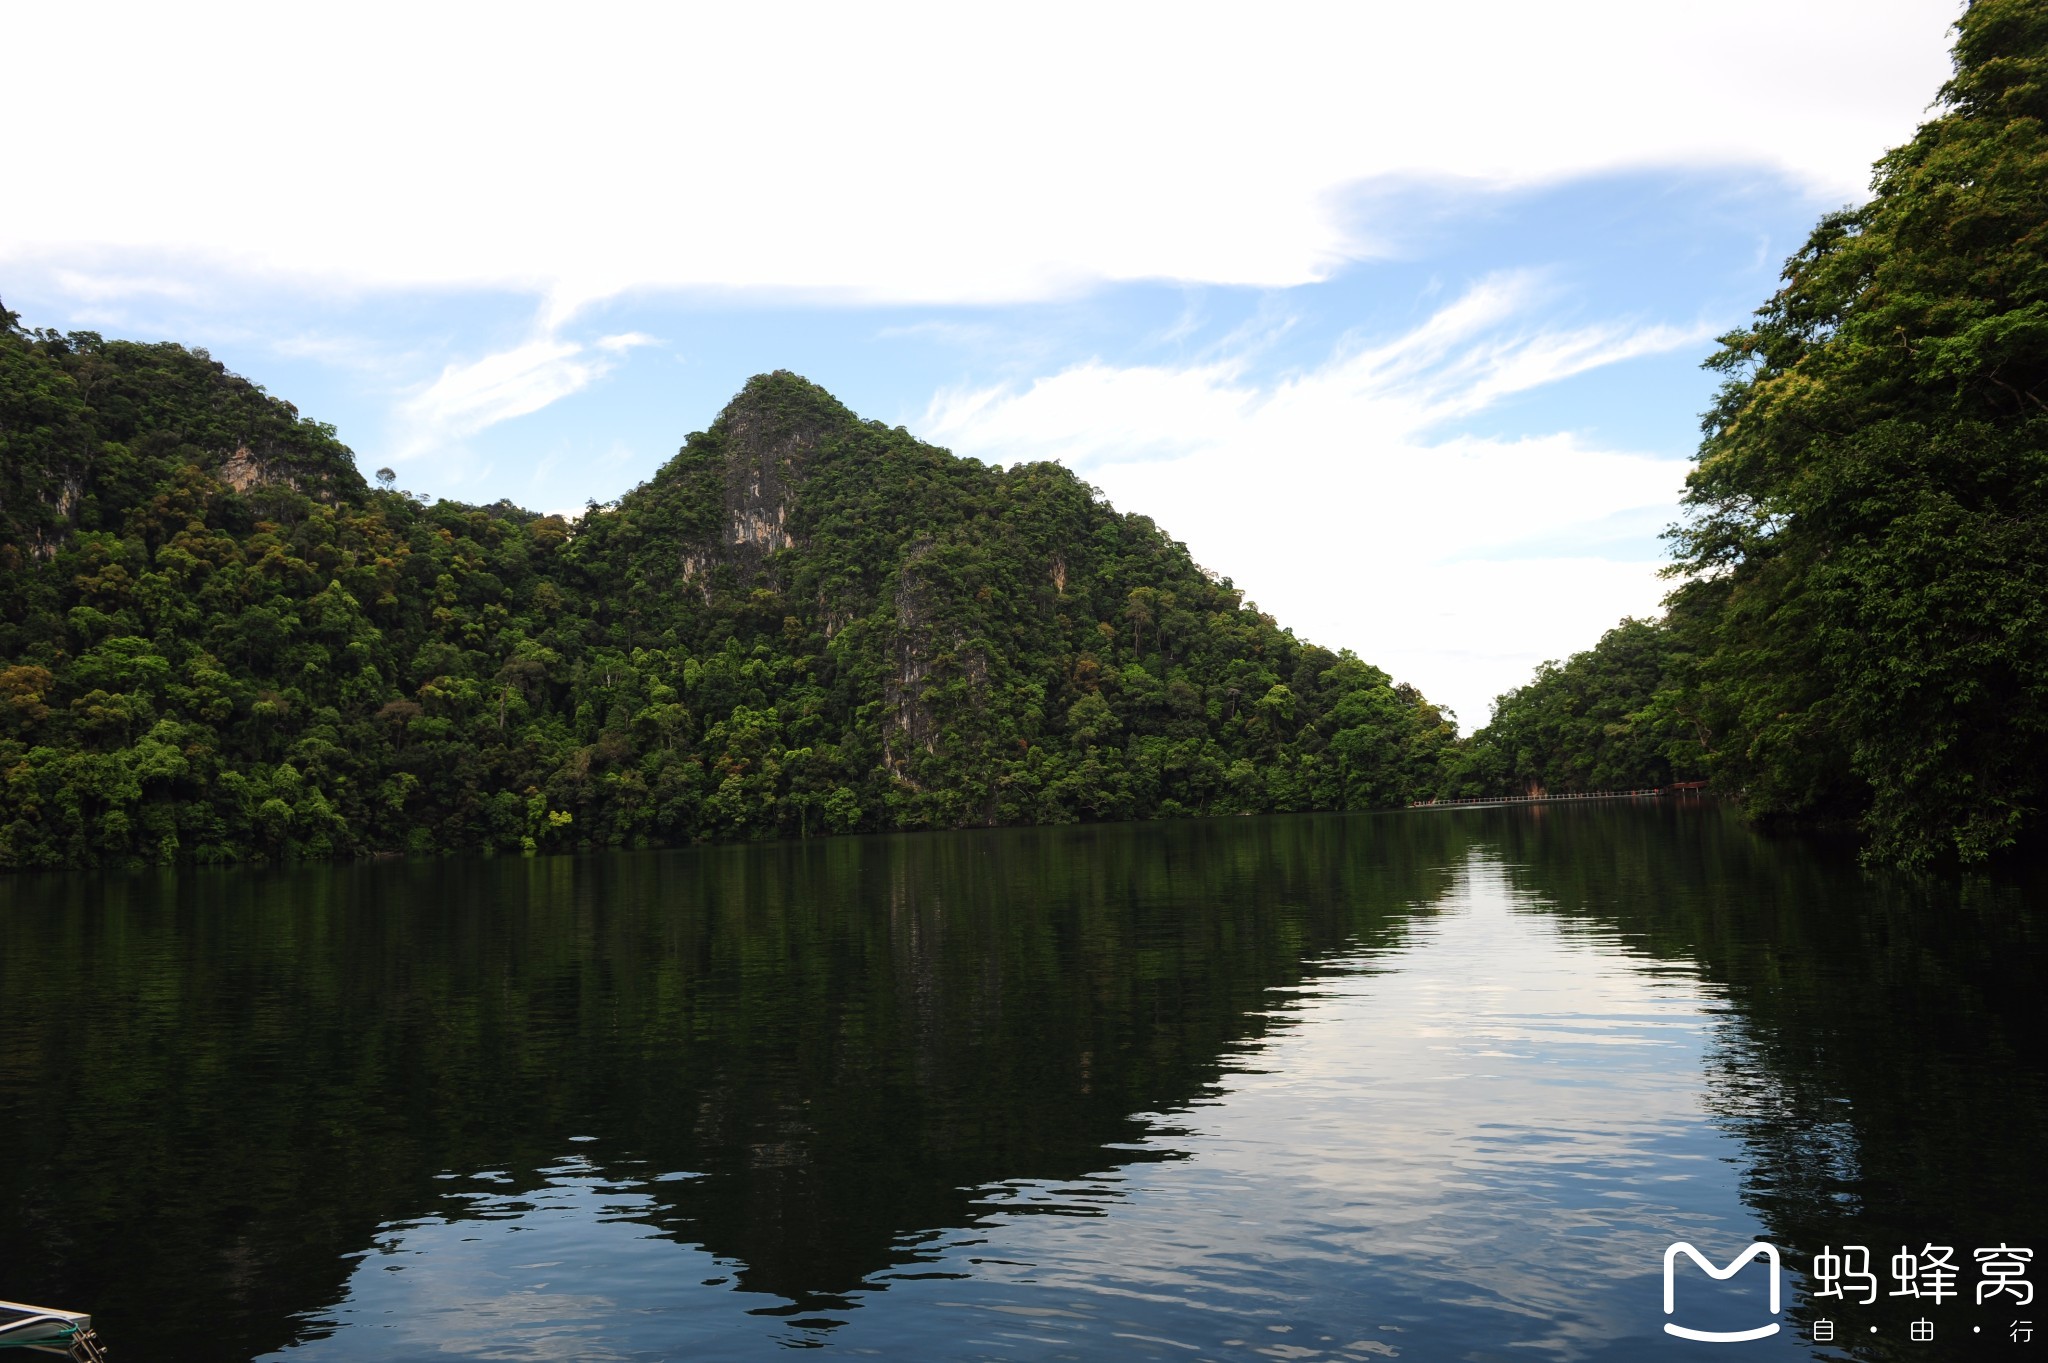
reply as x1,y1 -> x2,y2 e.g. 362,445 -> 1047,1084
1478,800 -> 2048,1355
0,813 -> 1464,1361
18,803 -> 2026,1363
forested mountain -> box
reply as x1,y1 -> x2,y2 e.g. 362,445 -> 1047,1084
0,311 -> 1455,870
1450,0 -> 2048,869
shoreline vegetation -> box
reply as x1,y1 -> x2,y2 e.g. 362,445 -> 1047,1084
1426,0 -> 2048,871
3,1 -> 2043,874
0,343 -> 1468,873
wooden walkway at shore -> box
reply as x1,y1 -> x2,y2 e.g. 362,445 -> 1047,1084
1408,784 -> 1706,811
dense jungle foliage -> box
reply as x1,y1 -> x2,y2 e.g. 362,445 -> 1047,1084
1440,617 -> 1707,798
1454,0 -> 2048,869
0,311 -> 1456,871
1665,0 -> 2048,868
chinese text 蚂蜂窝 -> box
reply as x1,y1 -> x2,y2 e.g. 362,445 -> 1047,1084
1808,1244 -> 2033,1306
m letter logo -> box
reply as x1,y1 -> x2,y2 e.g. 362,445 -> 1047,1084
1663,1241 -> 1782,1342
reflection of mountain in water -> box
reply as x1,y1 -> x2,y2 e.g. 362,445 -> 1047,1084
0,814 -> 1463,1361
1477,800 -> 2048,1355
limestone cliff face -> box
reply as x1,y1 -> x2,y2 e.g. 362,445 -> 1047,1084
23,476 -> 83,560
217,445 -> 303,495
604,371 -> 1017,808
674,372 -> 823,598
882,542 -> 941,782
719,396 -> 810,557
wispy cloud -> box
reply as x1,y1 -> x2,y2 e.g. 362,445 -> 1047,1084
924,273 -> 1710,466
268,331 -> 430,380
396,330 -> 657,460
404,340 -> 596,443
48,268 -> 204,303
918,281 -> 1704,727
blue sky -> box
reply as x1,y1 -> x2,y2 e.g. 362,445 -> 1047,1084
2,1 -> 1962,726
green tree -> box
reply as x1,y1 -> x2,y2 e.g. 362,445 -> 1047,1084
1665,0 -> 2048,867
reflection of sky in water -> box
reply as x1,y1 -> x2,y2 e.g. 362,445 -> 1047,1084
267,852 -> 1809,1361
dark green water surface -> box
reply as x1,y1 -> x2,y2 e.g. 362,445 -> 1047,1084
2,802 -> 2044,1360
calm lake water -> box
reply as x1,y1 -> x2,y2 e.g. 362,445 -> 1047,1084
2,802 -> 2044,1361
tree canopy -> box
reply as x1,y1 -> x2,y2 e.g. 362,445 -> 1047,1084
1661,0 -> 2048,868
0,320 -> 1456,871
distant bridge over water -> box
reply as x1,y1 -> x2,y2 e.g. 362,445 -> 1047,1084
1408,783 -> 1708,812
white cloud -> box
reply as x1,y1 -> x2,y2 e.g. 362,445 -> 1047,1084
394,328 -> 652,470
918,281 -> 1697,727
1,1 -> 1959,307
46,269 -> 202,303
268,331 -> 428,380
404,341 -> 596,441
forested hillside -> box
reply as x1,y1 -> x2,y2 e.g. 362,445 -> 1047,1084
1661,0 -> 2048,868
1440,618 -> 1706,798
1449,0 -> 2048,869
0,311 -> 1455,870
